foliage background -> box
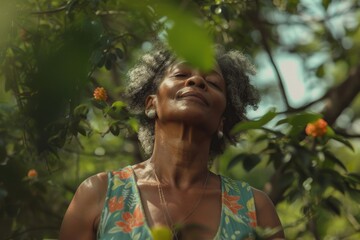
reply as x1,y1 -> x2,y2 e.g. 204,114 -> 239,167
0,0 -> 360,239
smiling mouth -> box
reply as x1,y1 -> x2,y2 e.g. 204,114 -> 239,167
178,91 -> 209,105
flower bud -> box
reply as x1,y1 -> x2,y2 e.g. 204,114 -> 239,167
305,118 -> 328,137
93,87 -> 108,101
27,169 -> 38,178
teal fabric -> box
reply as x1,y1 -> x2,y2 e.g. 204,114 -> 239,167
97,166 -> 257,240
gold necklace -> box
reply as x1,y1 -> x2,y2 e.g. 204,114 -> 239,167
152,167 -> 210,239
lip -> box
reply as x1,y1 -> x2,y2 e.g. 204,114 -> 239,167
177,91 -> 209,106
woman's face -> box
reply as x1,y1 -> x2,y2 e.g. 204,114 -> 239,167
151,61 -> 227,134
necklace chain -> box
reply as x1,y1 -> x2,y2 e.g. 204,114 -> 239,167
152,167 -> 210,239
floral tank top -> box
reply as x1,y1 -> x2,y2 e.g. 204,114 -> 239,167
97,166 -> 257,240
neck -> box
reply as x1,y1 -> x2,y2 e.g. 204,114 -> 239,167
150,122 -> 212,189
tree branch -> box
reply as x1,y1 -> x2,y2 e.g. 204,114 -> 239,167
268,65 -> 360,206
275,63 -> 360,128
277,93 -> 328,115
322,65 -> 360,125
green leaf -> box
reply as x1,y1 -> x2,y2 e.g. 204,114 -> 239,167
108,226 -> 121,234
323,150 -> 347,171
347,188 -> 360,202
228,153 -> 261,172
115,48 -> 124,59
276,112 -> 322,126
321,196 -> 341,215
276,112 -> 322,137
77,125 -> 87,136
48,130 -> 67,148
90,49 -> 105,68
317,169 -> 346,193
346,173 -> 360,184
105,53 -> 116,70
74,104 -> 89,119
107,101 -> 127,120
322,0 -> 331,9
231,108 -> 277,134
127,117 -> 139,133
110,124 -> 120,136
225,215 -> 230,224
227,154 -> 243,170
132,232 -> 142,240
243,155 -> 261,172
330,135 -> 354,151
156,4 -> 214,72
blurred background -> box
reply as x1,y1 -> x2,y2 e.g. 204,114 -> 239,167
0,0 -> 360,239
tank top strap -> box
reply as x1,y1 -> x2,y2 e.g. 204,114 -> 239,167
215,176 -> 257,239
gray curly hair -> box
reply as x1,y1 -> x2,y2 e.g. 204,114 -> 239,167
126,43 -> 259,158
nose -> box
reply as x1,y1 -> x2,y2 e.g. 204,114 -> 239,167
185,75 -> 207,90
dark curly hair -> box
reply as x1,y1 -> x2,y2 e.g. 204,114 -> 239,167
126,43 -> 259,159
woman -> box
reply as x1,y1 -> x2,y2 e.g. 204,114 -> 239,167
60,44 -> 285,240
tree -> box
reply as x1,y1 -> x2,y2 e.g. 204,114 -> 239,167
0,0 -> 359,239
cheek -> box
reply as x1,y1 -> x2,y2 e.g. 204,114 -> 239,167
154,82 -> 178,114
217,94 -> 227,115
157,80 -> 177,98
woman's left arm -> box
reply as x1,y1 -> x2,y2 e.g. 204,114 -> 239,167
252,188 -> 285,239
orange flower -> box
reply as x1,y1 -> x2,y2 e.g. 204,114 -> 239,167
247,211 -> 257,227
113,168 -> 132,179
108,196 -> 124,213
116,205 -> 144,233
93,87 -> 108,101
305,118 -> 328,137
223,192 -> 243,214
27,169 -> 38,178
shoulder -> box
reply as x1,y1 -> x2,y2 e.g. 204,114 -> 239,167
59,172 -> 109,240
251,187 -> 285,239
251,187 -> 273,210
75,172 -> 108,202
67,172 -> 109,217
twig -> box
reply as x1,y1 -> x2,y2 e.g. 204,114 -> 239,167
276,93 -> 328,115
253,1 -> 292,110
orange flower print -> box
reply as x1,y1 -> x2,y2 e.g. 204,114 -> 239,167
113,168 -> 132,179
108,196 -> 124,213
247,211 -> 257,228
116,205 -> 144,233
93,87 -> 108,101
223,192 -> 243,214
305,118 -> 328,137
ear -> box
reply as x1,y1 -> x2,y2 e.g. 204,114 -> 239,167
145,95 -> 157,111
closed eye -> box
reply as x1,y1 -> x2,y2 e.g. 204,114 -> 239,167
173,73 -> 189,78
175,74 -> 188,77
207,81 -> 221,89
206,75 -> 223,90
